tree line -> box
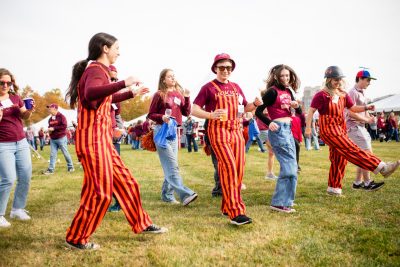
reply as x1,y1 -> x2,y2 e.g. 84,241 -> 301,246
20,86 -> 151,126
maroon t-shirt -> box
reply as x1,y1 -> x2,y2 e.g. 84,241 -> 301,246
48,112 -> 67,139
266,86 -> 292,121
256,117 -> 269,131
0,94 -> 25,142
193,79 -> 248,112
148,90 -> 190,125
311,90 -> 354,115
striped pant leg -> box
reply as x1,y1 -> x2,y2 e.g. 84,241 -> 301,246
231,128 -> 246,194
322,133 -> 381,172
328,146 -> 347,189
209,128 -> 246,219
111,148 -> 152,233
66,152 -> 113,244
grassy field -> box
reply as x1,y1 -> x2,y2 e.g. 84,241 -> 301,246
0,141 -> 399,267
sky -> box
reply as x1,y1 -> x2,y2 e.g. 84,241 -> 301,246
2,0 -> 400,104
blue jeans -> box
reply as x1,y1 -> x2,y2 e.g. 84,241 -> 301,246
0,139 -> 32,216
186,134 -> 198,152
48,136 -> 73,171
268,122 -> 297,207
39,138 -> 45,150
245,135 -> 265,153
154,125 -> 194,202
305,128 -> 320,150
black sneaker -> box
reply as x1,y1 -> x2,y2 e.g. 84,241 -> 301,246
352,182 -> 364,190
142,224 -> 168,234
66,241 -> 100,250
42,169 -> 54,175
230,215 -> 252,226
363,181 -> 385,191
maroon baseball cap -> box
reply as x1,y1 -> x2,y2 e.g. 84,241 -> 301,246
109,65 -> 117,72
211,53 -> 236,74
46,103 -> 58,109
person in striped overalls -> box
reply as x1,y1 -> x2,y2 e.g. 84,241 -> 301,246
64,32 -> 167,250
306,66 -> 400,196
192,53 -> 262,225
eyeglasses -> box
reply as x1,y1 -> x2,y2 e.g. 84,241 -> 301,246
217,66 -> 232,72
0,81 -> 13,87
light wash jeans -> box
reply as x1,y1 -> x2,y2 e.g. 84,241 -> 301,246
48,136 -> 73,171
268,122 -> 297,207
305,128 -> 320,150
0,139 -> 32,216
154,125 -> 194,202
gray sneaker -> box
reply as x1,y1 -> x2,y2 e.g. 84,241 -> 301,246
182,193 -> 198,206
265,173 -> 278,180
68,167 -> 75,173
66,241 -> 100,250
380,160 -> 400,178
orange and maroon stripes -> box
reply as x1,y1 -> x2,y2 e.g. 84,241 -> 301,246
66,65 -> 151,244
207,81 -> 246,219
318,92 -> 381,188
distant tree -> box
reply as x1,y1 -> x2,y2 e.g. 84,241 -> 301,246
120,96 -> 152,121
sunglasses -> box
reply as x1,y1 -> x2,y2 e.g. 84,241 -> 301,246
217,66 -> 233,72
0,81 -> 13,87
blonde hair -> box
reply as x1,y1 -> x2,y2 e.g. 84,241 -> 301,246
324,78 -> 346,97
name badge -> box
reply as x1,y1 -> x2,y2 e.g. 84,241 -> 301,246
111,103 -> 118,110
174,97 -> 181,106
238,95 -> 243,105
0,98 -> 13,109
238,105 -> 244,114
51,116 -> 56,120
332,95 -> 339,104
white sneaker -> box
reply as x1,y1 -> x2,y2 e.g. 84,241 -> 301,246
0,216 -> 11,227
327,187 -> 343,196
265,173 -> 278,180
241,183 -> 247,190
380,160 -> 400,178
10,209 -> 31,221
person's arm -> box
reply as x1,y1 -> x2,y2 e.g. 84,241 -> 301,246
181,96 -> 191,117
349,104 -> 375,113
191,104 -> 224,120
348,110 -> 374,124
255,89 -> 277,126
112,89 -> 134,103
147,93 -> 166,124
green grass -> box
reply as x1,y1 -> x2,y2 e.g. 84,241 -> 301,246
1,142 -> 399,267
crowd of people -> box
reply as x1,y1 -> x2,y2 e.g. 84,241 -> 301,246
1,32 -> 400,250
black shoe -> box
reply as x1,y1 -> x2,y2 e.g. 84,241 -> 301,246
352,182 -> 364,190
142,224 -> 168,234
230,215 -> 252,226
66,241 -> 100,250
363,181 -> 385,191
212,192 -> 222,197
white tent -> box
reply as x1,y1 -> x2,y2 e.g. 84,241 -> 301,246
30,107 -> 77,130
123,114 -> 148,127
371,94 -> 400,112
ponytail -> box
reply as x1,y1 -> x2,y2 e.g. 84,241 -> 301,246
66,59 -> 89,109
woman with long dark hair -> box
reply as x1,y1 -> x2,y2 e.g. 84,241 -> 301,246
65,33 -> 167,250
255,64 -> 301,213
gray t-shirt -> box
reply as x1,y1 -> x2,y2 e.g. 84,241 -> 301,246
346,86 -> 367,129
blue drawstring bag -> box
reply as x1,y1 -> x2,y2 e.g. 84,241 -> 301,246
154,118 -> 177,149
248,118 -> 260,140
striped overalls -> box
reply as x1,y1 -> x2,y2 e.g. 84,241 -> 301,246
66,65 -> 152,244
207,81 -> 246,219
318,91 -> 382,189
